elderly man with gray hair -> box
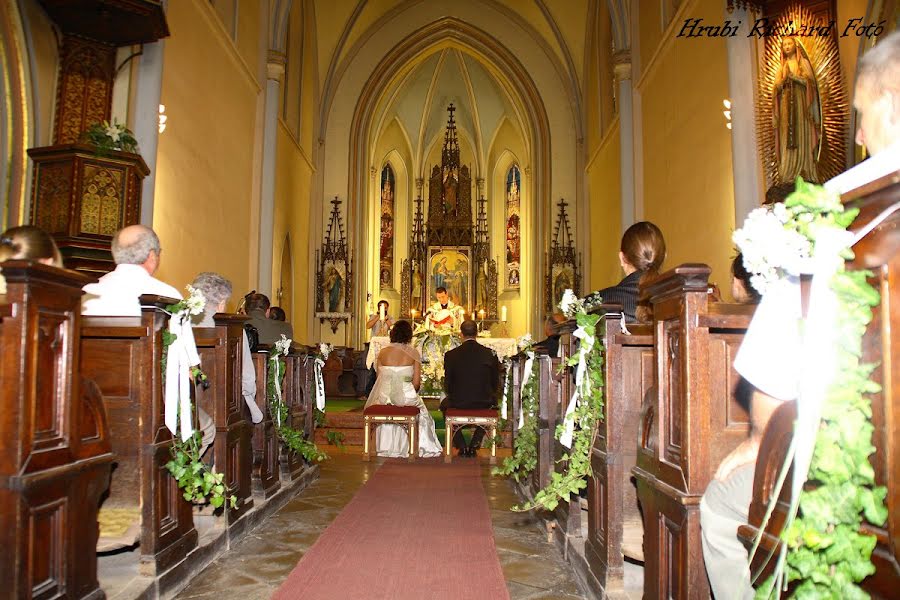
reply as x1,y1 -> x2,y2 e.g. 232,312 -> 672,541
82,224 -> 182,316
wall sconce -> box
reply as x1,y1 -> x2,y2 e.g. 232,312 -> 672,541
158,104 -> 168,133
723,99 -> 732,130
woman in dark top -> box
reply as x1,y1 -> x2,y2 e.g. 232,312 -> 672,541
583,221 -> 666,322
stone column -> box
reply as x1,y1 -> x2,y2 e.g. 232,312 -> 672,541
257,54 -> 285,296
725,7 -> 762,226
614,53 -> 635,235
134,40 -> 166,225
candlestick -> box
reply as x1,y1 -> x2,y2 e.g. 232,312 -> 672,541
501,306 -> 507,322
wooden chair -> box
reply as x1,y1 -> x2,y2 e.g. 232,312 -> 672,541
363,405 -> 419,461
444,408 -> 499,464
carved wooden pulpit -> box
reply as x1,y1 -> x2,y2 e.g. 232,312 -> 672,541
27,1 -> 169,273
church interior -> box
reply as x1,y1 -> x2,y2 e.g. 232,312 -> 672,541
2,0 -> 899,599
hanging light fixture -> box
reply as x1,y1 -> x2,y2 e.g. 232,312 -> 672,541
158,104 -> 168,133
723,99 -> 732,130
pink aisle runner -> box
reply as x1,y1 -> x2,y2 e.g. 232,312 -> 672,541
273,459 -> 510,600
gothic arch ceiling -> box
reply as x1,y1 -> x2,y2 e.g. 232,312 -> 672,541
314,0 -> 588,113
370,47 -> 521,176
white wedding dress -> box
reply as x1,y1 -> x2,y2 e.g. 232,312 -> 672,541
365,361 -> 443,458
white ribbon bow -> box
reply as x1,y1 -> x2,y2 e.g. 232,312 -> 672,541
164,314 -> 201,441
501,367 -> 511,420
518,350 -> 535,429
560,324 -> 593,449
314,357 -> 326,411
269,355 -> 283,426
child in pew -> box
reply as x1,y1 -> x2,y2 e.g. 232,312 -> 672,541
583,221 -> 666,323
190,272 -> 264,434
0,225 -> 63,294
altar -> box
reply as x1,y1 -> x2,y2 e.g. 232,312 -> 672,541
365,335 -> 518,369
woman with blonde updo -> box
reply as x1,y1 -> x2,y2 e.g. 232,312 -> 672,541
0,225 -> 64,294
583,221 -> 666,323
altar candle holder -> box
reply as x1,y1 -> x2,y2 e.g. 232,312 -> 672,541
478,309 -> 486,331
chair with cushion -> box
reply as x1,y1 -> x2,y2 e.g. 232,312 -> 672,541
362,405 -> 419,461
444,408 -> 499,464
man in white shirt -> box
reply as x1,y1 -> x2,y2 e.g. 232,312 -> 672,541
700,30 -> 900,600
82,224 -> 182,316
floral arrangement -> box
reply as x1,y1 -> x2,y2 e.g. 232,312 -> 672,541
162,286 -> 235,509
267,335 -> 326,463
733,178 -> 886,598
311,343 -> 330,412
82,119 -> 139,155
413,327 -> 460,397
317,342 -> 333,361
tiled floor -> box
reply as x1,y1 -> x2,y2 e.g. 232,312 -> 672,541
175,451 -> 589,599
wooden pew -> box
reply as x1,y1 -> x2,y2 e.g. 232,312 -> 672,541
633,266 -> 754,598
81,296 -> 198,575
738,171 -> 900,597
585,310 -> 654,593
249,344 -> 280,498
553,321 -> 581,539
0,261 -> 113,599
193,316 -> 254,522
532,350 -> 561,498
281,347 -> 312,480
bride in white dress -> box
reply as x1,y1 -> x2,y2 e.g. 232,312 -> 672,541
364,320 -> 443,458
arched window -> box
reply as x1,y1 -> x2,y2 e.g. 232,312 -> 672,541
505,165 -> 521,288
379,164 -> 395,289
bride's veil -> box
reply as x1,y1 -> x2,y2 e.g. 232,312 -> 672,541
364,343 -> 421,410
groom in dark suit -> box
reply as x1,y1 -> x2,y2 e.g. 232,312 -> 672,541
442,320 -> 501,456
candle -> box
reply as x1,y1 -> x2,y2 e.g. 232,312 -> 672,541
501,306 -> 507,322
410,309 -> 415,319
479,309 -> 486,320
379,305 -> 386,320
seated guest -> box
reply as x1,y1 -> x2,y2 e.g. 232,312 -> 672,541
191,272 -> 263,426
82,224 -> 182,316
244,292 -> 293,344
701,31 -> 900,599
534,317 -> 562,356
731,253 -> 761,305
442,320 -> 501,457
269,306 -> 287,321
0,225 -> 63,294
583,221 -> 666,322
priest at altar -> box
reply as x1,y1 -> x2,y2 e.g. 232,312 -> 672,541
424,287 -> 464,331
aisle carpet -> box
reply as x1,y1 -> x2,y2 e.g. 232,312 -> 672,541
272,459 -> 510,600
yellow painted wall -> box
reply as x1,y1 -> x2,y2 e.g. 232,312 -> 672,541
635,0 -> 735,293
585,123 -> 622,293
153,0 -> 261,308
273,122 -> 313,342
21,0 -> 57,147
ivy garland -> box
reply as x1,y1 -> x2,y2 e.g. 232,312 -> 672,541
492,348 -> 538,482
267,341 -> 327,464
520,308 -> 604,512
160,294 -> 235,510
736,179 -> 888,598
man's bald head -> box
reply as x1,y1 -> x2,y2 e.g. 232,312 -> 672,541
854,31 -> 900,155
112,224 -> 162,274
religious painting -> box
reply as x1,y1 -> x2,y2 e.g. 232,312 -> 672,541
756,4 -> 847,186
552,265 -> 574,311
505,165 -> 521,289
379,164 -> 395,289
321,260 -> 346,313
428,247 -> 470,310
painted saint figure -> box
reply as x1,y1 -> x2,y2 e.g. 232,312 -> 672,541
411,262 -> 423,309
324,266 -> 343,312
773,37 -> 822,183
476,260 -> 488,310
